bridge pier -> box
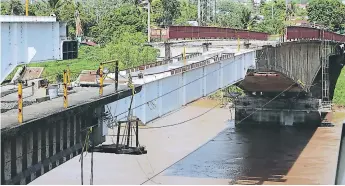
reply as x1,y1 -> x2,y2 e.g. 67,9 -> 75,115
164,42 -> 171,60
234,96 -> 322,127
202,42 -> 211,52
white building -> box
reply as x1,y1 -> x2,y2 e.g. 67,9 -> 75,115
0,15 -> 68,83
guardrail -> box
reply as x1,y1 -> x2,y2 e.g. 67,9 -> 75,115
152,26 -> 269,41
170,53 -> 235,75
152,25 -> 345,43
125,52 -> 202,73
286,26 -> 345,43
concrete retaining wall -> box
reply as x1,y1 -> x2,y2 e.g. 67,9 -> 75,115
234,96 -> 322,126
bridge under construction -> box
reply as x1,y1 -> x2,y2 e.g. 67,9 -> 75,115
1,16 -> 345,185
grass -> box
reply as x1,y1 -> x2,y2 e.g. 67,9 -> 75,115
4,45 -> 156,84
4,46 -> 106,83
5,58 -> 100,83
333,67 -> 345,106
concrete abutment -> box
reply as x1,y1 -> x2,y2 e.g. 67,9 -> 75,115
234,96 -> 322,127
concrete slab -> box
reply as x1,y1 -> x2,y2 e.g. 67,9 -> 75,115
77,70 -> 118,86
21,67 -> 44,81
1,84 -> 140,130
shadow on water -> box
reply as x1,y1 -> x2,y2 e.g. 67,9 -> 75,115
163,120 -> 317,184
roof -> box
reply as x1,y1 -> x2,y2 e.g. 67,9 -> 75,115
0,15 -> 56,22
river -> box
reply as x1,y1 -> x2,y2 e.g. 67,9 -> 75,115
163,121 -> 317,184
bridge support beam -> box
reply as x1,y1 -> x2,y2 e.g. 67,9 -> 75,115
164,42 -> 171,60
1,106 -> 103,185
202,42 -> 211,52
1,86 -> 142,185
234,96 -> 322,127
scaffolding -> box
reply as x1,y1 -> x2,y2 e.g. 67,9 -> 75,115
321,28 -> 332,112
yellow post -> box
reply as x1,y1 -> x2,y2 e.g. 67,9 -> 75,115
183,46 -> 186,65
99,63 -> 104,96
63,70 -> 68,108
25,0 -> 29,16
18,81 -> 23,123
67,65 -> 71,86
237,36 -> 240,52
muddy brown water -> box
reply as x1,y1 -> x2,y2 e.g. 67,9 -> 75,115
162,121 -> 317,184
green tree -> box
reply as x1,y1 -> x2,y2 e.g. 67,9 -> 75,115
151,0 -> 164,26
58,1 -> 78,37
255,0 -> 286,34
45,0 -> 65,18
89,3 -> 147,44
161,0 -> 180,26
151,0 -> 180,27
307,0 -> 345,31
1,0 -> 24,15
216,0 -> 251,29
174,0 -> 197,26
103,32 -> 159,68
240,6 -> 253,29
1,2 -> 9,15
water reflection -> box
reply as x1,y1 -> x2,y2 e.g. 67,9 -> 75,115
163,120 -> 316,184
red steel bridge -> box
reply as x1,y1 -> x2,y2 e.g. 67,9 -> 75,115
151,25 -> 345,42
152,25 -> 345,126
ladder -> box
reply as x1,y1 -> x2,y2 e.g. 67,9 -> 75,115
321,29 -> 332,112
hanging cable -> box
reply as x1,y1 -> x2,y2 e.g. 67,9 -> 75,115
139,82 -> 297,185
90,128 -> 94,185
140,103 -> 220,129
79,127 -> 93,185
112,55 -> 246,119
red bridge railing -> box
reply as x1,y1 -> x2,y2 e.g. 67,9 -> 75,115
151,25 -> 345,43
286,26 -> 345,43
151,26 -> 269,41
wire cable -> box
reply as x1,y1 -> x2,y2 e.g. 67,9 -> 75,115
139,82 -> 296,185
140,103 -> 221,129
112,55 -> 245,119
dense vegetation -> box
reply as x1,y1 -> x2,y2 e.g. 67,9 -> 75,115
334,68 -> 345,105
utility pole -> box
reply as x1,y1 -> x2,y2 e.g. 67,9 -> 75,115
213,0 -> 217,24
198,0 -> 201,26
271,3 -> 274,19
25,0 -> 29,16
139,0 -> 151,42
148,0 -> 151,43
